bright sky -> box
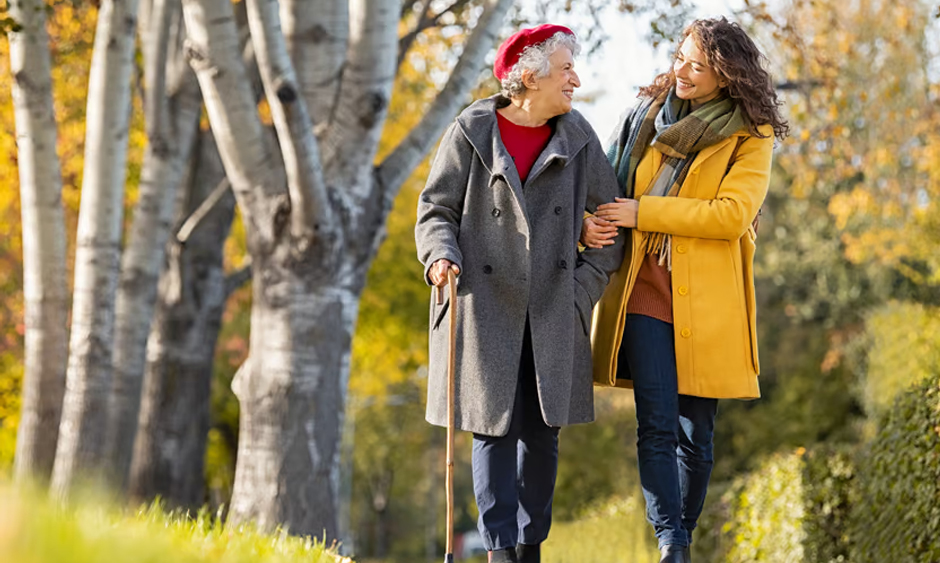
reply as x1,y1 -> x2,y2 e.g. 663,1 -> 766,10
572,0 -> 744,140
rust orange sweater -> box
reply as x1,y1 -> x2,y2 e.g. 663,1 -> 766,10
626,252 -> 673,324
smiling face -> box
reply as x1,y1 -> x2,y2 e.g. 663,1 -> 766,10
673,36 -> 727,108
527,46 -> 580,117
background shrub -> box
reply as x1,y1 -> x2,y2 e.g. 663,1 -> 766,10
850,373 -> 940,563
856,302 -> 940,419
694,446 -> 855,563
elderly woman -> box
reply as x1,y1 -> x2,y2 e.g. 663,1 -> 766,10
583,17 -> 789,563
415,24 -> 624,563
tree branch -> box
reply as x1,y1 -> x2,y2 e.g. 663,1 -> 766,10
224,263 -> 253,298
397,0 -> 435,70
181,0 -> 286,249
143,0 -> 174,147
376,0 -> 512,199
321,0 -> 398,190
175,177 -> 231,244
281,0 -> 348,131
396,0 -> 472,71
246,0 -> 333,247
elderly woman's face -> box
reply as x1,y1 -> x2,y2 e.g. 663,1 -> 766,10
528,46 -> 580,116
673,37 -> 726,107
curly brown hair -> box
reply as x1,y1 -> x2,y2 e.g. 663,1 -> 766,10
639,17 -> 789,140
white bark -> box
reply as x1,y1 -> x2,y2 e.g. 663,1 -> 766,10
182,0 -> 353,535
322,0 -> 398,191
228,281 -> 360,537
105,0 -> 203,487
51,0 -> 142,495
377,0 -> 513,198
181,0 -> 286,248
246,0 -> 332,245
128,132 -> 234,507
10,0 -> 69,482
280,0 -> 348,130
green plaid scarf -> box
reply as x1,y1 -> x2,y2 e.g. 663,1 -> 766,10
606,88 -> 748,268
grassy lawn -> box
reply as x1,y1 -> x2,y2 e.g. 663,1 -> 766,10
0,483 -> 349,563
542,496 -> 660,563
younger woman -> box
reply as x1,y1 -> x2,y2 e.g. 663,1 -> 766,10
582,17 -> 789,563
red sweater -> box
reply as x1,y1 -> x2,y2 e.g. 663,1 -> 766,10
496,112 -> 553,183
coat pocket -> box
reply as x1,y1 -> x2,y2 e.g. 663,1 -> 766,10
431,295 -> 450,331
740,226 -> 760,373
573,282 -> 592,337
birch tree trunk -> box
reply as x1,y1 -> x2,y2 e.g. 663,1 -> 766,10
52,0 -> 142,495
104,0 -> 204,488
9,0 -> 69,482
182,0 -> 510,537
126,20 -> 265,503
128,132 -> 236,507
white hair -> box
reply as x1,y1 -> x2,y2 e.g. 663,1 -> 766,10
500,31 -> 581,99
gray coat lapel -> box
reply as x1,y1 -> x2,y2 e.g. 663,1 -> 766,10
456,95 -> 593,212
525,114 -> 590,188
456,96 -> 528,225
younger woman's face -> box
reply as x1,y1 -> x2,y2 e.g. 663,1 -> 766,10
673,37 -> 726,108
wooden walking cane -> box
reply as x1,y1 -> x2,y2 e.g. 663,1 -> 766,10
436,268 -> 458,563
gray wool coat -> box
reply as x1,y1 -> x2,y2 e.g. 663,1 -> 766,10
415,95 -> 625,437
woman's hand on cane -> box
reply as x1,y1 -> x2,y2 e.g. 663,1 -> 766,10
430,259 -> 460,287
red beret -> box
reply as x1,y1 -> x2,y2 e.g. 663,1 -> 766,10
493,24 -> 576,81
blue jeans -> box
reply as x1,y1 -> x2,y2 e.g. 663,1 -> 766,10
618,314 -> 718,548
472,323 -> 559,551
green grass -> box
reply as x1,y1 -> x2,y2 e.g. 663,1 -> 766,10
542,496 -> 660,563
0,482 -> 350,563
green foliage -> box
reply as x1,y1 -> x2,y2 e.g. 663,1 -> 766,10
542,496 -> 659,563
700,368 -> 940,563
711,313 -> 863,482
723,452 -> 809,563
850,373 -> 940,563
0,483 -> 350,563
554,390 -> 639,522
697,446 -> 856,563
856,301 -> 940,418
800,448 -> 856,563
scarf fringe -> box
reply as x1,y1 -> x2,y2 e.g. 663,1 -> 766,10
645,233 -> 673,272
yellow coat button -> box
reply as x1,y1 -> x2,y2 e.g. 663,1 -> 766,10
676,244 -> 687,254
680,328 -> 692,338
678,286 -> 689,296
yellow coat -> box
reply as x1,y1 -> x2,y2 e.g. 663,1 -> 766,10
590,124 -> 774,399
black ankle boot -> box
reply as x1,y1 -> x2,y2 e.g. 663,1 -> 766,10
660,545 -> 686,563
515,542 -> 540,563
488,547 -> 518,563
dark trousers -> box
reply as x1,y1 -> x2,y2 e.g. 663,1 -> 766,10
619,314 -> 719,548
472,323 -> 559,551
